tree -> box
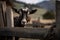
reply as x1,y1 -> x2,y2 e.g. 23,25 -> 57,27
43,11 -> 55,19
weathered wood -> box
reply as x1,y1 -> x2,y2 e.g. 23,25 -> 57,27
0,36 -> 13,40
0,1 -> 14,40
6,6 -> 14,27
56,1 -> 60,40
0,27 -> 48,39
0,1 -> 14,27
0,1 -> 4,27
2,1 -> 7,26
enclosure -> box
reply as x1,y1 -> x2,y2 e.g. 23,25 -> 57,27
0,0 -> 57,40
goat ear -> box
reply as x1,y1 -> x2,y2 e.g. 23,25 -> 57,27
29,9 -> 37,14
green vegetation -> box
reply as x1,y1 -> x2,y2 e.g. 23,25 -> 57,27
14,2 -> 24,10
13,2 -> 55,19
43,11 -> 55,19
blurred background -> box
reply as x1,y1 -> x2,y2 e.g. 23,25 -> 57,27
13,0 -> 56,27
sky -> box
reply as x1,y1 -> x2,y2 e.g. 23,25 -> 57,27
16,0 -> 50,4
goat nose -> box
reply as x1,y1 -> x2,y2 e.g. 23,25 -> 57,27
22,19 -> 26,22
22,21 -> 25,23
21,19 -> 27,24
21,21 -> 27,25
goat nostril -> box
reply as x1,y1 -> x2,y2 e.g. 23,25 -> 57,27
21,21 -> 26,24
23,22 -> 25,23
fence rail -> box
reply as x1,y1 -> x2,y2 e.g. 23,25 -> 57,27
0,27 -> 49,39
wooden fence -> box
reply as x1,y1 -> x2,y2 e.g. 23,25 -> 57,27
0,1 -> 60,40
0,27 -> 50,39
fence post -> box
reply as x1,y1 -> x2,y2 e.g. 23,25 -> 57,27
2,1 -> 7,26
0,1 -> 4,27
6,6 -> 14,27
56,1 -> 60,40
6,6 -> 14,40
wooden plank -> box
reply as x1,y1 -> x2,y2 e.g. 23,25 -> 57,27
0,1 -> 4,27
2,1 -> 7,26
6,6 -> 14,27
0,36 -> 13,40
0,27 -> 48,39
56,1 -> 60,40
0,1 -> 14,40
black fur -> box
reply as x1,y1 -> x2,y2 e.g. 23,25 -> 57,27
12,7 -> 37,27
